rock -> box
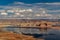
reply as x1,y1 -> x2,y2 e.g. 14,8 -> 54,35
0,30 -> 36,40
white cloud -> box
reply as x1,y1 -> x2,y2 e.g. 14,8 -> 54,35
14,2 -> 25,5
15,13 -> 20,15
7,10 -> 15,13
1,12 -> 8,15
35,14 -> 41,16
45,3 -> 60,5
47,10 -> 60,12
13,2 -> 32,6
35,2 -> 60,5
26,9 -> 33,12
18,9 -> 33,12
20,15 -> 24,17
0,2 -> 60,19
35,14 -> 52,17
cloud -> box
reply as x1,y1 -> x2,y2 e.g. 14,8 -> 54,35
47,10 -> 60,12
0,2 -> 60,19
1,12 -> 8,15
14,2 -> 25,5
35,2 -> 60,5
45,3 -> 60,5
12,2 -> 32,6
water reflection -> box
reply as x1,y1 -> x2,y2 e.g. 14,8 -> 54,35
1,26 -> 60,40
45,29 -> 60,40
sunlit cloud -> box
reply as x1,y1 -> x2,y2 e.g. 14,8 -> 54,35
0,2 -> 60,19
1,12 -> 8,15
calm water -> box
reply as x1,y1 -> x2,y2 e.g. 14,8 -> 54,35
45,29 -> 60,40
1,26 -> 60,40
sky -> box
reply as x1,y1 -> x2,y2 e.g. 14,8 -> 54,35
0,0 -> 60,5
0,0 -> 60,19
